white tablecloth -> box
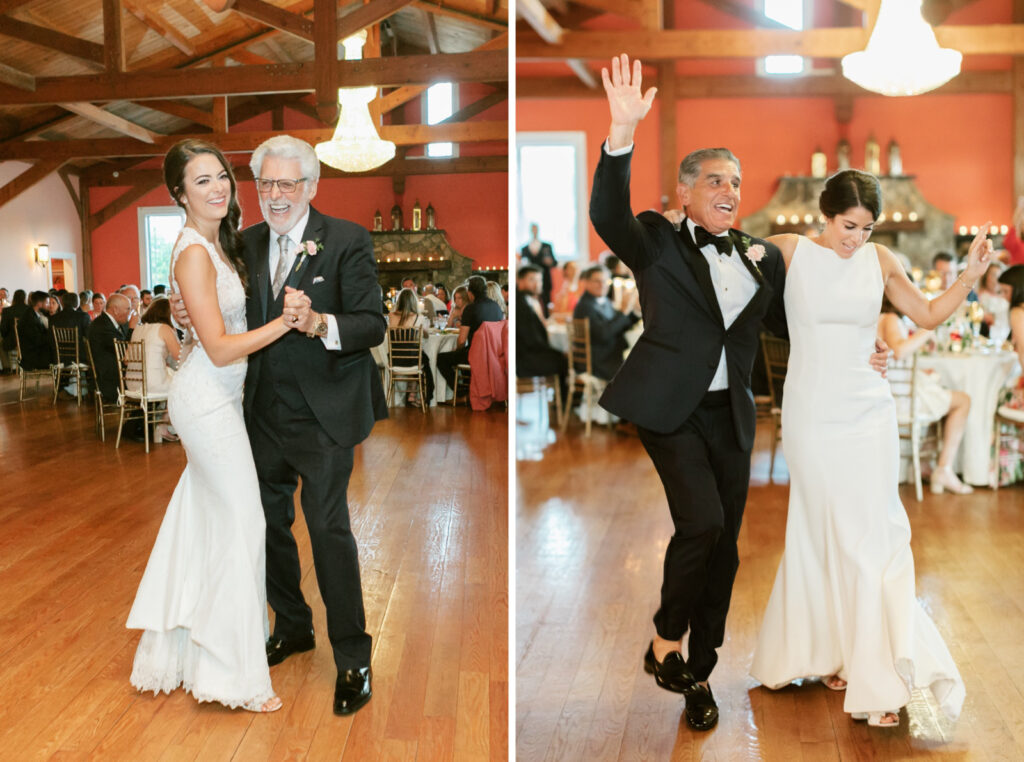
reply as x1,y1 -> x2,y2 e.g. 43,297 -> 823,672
917,350 -> 1020,486
373,330 -> 460,406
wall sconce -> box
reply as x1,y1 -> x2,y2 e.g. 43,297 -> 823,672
34,243 -> 49,267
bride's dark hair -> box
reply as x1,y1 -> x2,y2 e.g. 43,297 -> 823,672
819,169 -> 882,221
163,139 -> 248,291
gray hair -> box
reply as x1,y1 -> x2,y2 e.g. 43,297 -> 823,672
677,148 -> 741,186
250,135 -> 320,182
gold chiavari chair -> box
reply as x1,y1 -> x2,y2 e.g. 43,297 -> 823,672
13,318 -> 55,402
52,326 -> 88,405
114,339 -> 169,453
386,327 -> 428,413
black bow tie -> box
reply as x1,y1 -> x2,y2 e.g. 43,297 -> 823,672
693,226 -> 732,257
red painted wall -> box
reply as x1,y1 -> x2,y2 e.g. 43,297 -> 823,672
518,92 -> 1014,263
89,86 -> 507,295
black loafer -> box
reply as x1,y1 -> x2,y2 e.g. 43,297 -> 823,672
266,631 -> 315,666
643,641 -> 696,694
684,683 -> 718,731
333,667 -> 372,716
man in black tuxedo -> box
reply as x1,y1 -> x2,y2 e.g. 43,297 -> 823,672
520,223 -> 557,315
591,55 -> 887,731
571,265 -> 640,381
515,265 -> 567,396
242,135 -> 387,717
17,291 -> 55,371
86,293 -> 131,403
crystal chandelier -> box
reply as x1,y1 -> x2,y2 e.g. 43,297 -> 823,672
841,0 -> 962,96
315,31 -> 396,172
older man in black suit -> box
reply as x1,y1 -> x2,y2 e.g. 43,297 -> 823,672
86,293 -> 131,403
571,265 -> 640,382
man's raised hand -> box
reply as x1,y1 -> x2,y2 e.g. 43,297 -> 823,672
602,54 -> 657,151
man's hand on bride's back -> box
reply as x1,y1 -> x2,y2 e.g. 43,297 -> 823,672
169,292 -> 191,330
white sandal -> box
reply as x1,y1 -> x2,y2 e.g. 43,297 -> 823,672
852,711 -> 899,727
243,695 -> 283,713
823,674 -> 847,691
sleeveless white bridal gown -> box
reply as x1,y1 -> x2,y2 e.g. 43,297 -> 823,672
750,237 -> 965,719
126,227 -> 274,709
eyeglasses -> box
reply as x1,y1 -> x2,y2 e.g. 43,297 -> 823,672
255,177 -> 308,194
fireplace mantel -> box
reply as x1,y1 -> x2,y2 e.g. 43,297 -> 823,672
372,229 -> 474,291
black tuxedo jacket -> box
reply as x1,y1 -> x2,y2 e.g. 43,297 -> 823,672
16,308 -> 53,371
0,303 -> 28,351
589,149 -> 787,450
572,290 -> 640,381
242,205 -> 388,448
515,289 -> 551,353
86,312 -> 129,402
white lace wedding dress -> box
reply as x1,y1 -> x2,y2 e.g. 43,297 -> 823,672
750,237 -> 965,719
126,226 -> 275,709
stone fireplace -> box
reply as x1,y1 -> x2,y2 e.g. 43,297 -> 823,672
373,230 -> 474,293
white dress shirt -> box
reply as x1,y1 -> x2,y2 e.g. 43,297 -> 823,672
268,208 -> 342,351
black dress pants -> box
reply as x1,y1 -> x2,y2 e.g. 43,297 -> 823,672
437,346 -> 469,389
249,399 -> 371,671
637,390 -> 751,682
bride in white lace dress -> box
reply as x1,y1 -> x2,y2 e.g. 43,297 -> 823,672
126,139 -> 309,713
750,170 -> 992,728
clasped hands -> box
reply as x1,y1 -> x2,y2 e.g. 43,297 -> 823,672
169,286 -> 314,333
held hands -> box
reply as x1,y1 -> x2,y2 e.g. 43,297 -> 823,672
870,337 -> 890,379
962,223 -> 994,282
282,286 -> 314,333
602,54 -> 657,150
169,291 -> 192,330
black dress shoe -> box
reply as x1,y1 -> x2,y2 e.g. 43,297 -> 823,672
265,631 -> 315,666
333,667 -> 372,716
684,683 -> 718,731
643,641 -> 696,694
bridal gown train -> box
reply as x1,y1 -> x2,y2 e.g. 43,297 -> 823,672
126,227 -> 274,709
750,237 -> 965,718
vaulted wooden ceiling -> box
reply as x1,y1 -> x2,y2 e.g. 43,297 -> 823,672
0,0 -> 509,209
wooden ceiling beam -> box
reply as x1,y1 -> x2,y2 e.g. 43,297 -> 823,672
89,183 -> 154,228
58,166 -> 81,217
517,25 -> 1024,59
103,0 -> 125,74
226,48 -> 274,65
123,0 -> 196,56
0,61 -> 33,91
314,0 -> 338,124
0,50 -> 507,106
0,159 -> 63,208
0,122 -> 507,161
138,100 -> 215,129
566,59 -> 598,89
421,7 -> 440,53
59,102 -> 161,143
222,0 -> 315,42
517,69 -> 1013,98
568,0 -> 646,19
0,0 -> 34,13
0,16 -> 105,66
0,107 -> 71,141
696,0 -> 791,29
437,87 -> 506,123
412,1 -> 507,31
338,0 -> 418,42
518,0 -> 564,44
81,154 -> 507,187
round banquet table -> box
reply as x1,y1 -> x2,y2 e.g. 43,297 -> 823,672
372,329 -> 460,407
916,349 -> 1020,486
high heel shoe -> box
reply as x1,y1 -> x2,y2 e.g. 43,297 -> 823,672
929,466 -> 973,495
154,424 -> 179,444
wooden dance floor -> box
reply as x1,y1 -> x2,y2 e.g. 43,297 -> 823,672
516,400 -> 1024,761
0,378 -> 507,761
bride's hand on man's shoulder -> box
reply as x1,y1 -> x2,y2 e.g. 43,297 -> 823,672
662,209 -> 685,228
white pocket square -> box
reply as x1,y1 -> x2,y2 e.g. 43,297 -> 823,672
312,275 -> 325,284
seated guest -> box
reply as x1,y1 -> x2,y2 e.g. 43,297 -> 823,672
434,283 -> 451,311
17,291 -> 54,370
572,266 -> 640,381
877,297 -> 973,494
51,291 -> 93,356
446,285 -> 468,329
516,265 -> 567,396
130,296 -> 181,441
487,281 -> 507,317
1,289 -> 28,371
89,293 -> 106,320
388,288 -> 433,405
932,251 -> 957,291
79,290 -> 92,311
999,265 -> 1024,368
42,293 -> 60,326
140,289 -> 153,309
552,260 -> 582,315
401,276 -> 417,292
977,262 -> 1009,339
87,293 -> 132,404
119,284 -> 142,330
421,284 -> 448,316
152,284 -> 167,297
437,275 -> 504,392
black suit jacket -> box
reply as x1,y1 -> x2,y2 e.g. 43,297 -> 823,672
572,290 -> 640,381
589,149 -> 787,449
0,303 -> 28,351
242,205 -> 388,448
86,312 -> 129,402
16,308 -> 53,370
516,289 -> 551,353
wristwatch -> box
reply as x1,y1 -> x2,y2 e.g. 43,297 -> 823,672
307,311 -> 328,339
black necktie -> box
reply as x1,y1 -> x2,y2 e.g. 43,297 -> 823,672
693,226 -> 732,257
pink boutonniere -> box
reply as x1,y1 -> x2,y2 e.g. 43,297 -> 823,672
745,243 -> 766,264
293,239 -> 323,272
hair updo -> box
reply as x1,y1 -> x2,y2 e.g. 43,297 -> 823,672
163,138 -> 248,290
818,169 -> 882,221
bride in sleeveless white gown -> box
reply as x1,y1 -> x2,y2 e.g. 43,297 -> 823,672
126,142 -> 304,712
750,173 -> 991,727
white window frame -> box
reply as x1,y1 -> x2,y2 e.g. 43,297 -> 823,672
756,0 -> 812,77
515,131 -> 589,263
422,81 -> 460,159
137,206 -> 185,289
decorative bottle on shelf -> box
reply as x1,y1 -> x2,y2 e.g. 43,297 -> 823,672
373,209 -> 383,231
426,202 -> 436,230
412,199 -> 422,231
811,146 -> 827,178
887,139 -> 902,176
837,139 -> 851,171
865,134 -> 881,175
390,203 -> 402,231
